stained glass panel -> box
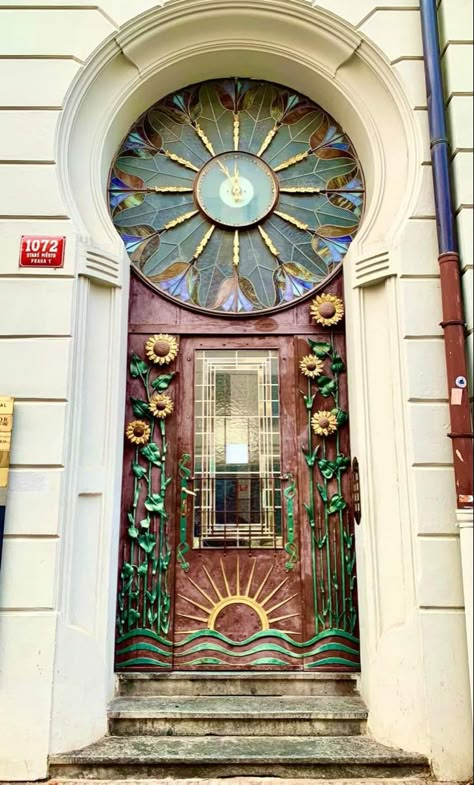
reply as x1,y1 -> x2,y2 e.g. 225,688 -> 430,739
108,78 -> 365,315
194,350 -> 282,548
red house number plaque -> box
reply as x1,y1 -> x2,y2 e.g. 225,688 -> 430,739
19,236 -> 65,268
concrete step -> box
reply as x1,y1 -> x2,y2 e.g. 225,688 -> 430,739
117,672 -> 358,698
108,695 -> 367,737
48,735 -> 429,779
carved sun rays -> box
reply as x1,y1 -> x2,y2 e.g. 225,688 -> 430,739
177,557 -> 300,635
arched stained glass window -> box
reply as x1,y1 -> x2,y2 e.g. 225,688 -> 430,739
108,78 -> 365,315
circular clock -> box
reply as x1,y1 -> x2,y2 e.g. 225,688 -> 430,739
195,152 -> 279,228
109,78 -> 364,315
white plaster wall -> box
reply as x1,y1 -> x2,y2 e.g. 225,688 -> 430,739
0,0 -> 471,780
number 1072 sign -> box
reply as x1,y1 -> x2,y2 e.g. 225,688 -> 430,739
19,236 -> 65,268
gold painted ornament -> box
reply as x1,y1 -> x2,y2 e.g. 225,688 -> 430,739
149,393 -> 174,419
310,294 -> 344,327
299,355 -> 324,378
145,334 -> 179,365
126,420 -> 151,445
311,411 -> 338,437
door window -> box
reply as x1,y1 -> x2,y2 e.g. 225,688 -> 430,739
194,349 -> 282,548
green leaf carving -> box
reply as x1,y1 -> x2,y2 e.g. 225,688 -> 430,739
309,340 -> 332,358
128,609 -> 140,625
333,408 -> 349,426
130,353 -> 149,378
318,458 -> 336,480
303,445 -> 320,467
317,483 -> 328,502
317,376 -> 337,397
152,373 -> 175,391
328,493 -> 347,514
141,442 -> 162,466
132,462 -> 147,480
331,355 -> 346,373
128,526 -> 139,539
139,517 -> 151,530
138,532 -> 157,554
336,453 -> 351,471
303,393 -> 316,410
137,562 -> 148,576
144,493 -> 166,515
131,397 -> 150,418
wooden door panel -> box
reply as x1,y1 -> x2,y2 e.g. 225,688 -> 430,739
115,271 -> 360,673
172,335 -> 305,670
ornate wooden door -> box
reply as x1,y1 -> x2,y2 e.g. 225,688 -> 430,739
110,75 -> 364,674
115,274 -> 359,672
173,335 -> 304,670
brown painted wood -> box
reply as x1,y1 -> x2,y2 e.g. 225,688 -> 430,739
117,270 -> 359,673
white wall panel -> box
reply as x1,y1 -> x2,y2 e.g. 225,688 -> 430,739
413,466 -> 457,535
0,110 -> 59,161
0,279 -> 73,336
360,10 -> 423,62
398,219 -> 439,277
399,279 -> 443,337
0,539 -> 58,609
452,152 -> 474,209
418,537 -> 464,607
10,403 -> 67,466
448,96 -> 474,153
394,60 -> 428,109
442,44 -> 474,94
0,10 -> 115,60
4,469 -> 63,536
0,164 -> 66,216
0,340 -> 70,398
405,339 -> 448,400
0,613 -> 56,779
408,403 -> 452,465
0,60 -> 80,108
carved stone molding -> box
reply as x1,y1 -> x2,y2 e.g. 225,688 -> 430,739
352,247 -> 393,287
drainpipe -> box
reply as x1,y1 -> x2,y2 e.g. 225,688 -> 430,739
420,0 -> 474,713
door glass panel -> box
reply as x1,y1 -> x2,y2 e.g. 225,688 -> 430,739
194,349 -> 282,548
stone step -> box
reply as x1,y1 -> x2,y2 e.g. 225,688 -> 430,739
48,735 -> 429,780
117,672 -> 358,698
47,780 -> 443,785
108,695 -> 367,737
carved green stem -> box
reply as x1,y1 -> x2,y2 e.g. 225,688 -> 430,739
322,439 -> 333,627
283,473 -> 298,571
307,378 -> 319,633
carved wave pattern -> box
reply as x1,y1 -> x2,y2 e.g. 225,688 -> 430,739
115,628 -> 360,670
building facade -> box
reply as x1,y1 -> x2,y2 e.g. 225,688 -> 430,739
0,0 -> 472,780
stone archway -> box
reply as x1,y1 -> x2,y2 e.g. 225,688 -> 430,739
52,0 -> 444,770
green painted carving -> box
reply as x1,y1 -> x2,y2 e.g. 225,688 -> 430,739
116,339 -> 177,653
301,323 -> 358,637
283,472 -> 298,571
177,453 -> 192,571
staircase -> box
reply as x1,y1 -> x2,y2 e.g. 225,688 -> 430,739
49,672 -> 430,780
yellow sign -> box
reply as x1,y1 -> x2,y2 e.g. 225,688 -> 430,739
0,397 -> 13,489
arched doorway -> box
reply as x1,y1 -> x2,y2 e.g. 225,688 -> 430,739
111,78 -> 363,671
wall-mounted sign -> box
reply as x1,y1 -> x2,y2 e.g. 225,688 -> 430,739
0,397 -> 14,570
19,236 -> 65,268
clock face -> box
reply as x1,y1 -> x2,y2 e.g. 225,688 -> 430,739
195,152 -> 278,228
109,78 -> 364,315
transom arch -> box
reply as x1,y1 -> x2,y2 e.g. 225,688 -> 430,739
56,0 -> 422,275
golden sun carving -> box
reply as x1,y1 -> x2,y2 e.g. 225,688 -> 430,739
176,557 -> 300,636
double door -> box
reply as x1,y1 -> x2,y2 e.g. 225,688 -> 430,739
116,324 -> 359,671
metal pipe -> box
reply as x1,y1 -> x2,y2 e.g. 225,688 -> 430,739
420,0 -> 473,509
420,0 -> 474,714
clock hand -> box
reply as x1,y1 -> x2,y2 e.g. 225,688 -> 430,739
232,164 -> 243,203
